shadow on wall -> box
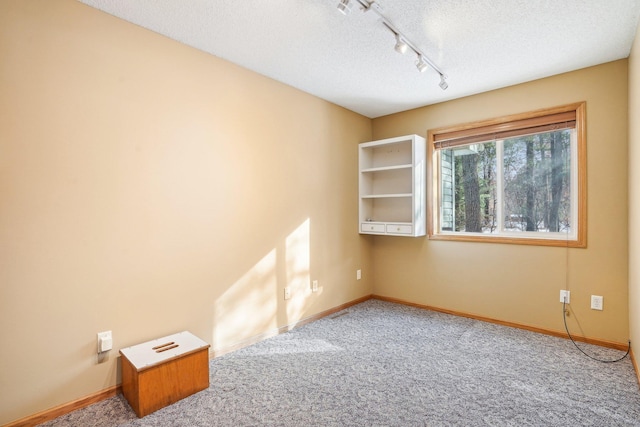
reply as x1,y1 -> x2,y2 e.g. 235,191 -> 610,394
212,218 -> 316,351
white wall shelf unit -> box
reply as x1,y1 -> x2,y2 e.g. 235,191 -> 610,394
359,134 -> 426,237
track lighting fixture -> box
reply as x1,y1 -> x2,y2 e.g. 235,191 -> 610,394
439,74 -> 448,90
337,0 -> 448,91
415,55 -> 428,73
337,0 -> 351,15
394,34 -> 408,54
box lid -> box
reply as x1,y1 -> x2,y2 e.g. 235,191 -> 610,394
120,331 -> 210,371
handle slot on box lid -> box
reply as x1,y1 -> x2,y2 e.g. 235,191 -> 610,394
153,342 -> 179,353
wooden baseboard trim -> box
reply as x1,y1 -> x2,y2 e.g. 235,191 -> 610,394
212,294 -> 373,358
4,385 -> 121,427
631,349 -> 640,387
372,295 -> 630,351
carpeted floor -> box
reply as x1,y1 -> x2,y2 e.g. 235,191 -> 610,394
39,300 -> 640,426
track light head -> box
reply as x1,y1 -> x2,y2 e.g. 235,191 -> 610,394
337,0 -> 351,15
415,55 -> 428,73
439,74 -> 448,90
394,34 -> 408,54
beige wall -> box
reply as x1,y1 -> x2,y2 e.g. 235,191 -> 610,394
372,60 -> 630,344
1,0 -> 636,424
0,1 -> 372,424
629,21 -> 640,372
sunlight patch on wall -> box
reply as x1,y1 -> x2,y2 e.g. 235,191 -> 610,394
285,218 -> 312,323
212,249 -> 277,350
211,218 -> 316,352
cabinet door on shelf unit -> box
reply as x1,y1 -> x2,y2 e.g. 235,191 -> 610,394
361,223 -> 386,233
386,224 -> 413,235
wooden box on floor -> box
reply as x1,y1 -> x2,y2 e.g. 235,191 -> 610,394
119,331 -> 210,417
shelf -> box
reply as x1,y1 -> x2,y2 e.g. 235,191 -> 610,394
361,193 -> 412,199
361,164 -> 412,173
358,134 -> 426,237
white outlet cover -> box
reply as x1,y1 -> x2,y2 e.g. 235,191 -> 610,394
97,331 -> 113,353
591,295 -> 604,310
559,290 -> 570,304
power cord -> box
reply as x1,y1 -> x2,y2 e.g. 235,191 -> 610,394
562,300 -> 630,363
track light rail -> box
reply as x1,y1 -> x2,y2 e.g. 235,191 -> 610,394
338,0 -> 447,90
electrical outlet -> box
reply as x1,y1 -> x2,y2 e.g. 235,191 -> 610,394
97,331 -> 112,353
356,269 -> 362,280
312,280 -> 319,292
591,295 -> 603,310
559,290 -> 570,304
284,287 -> 291,300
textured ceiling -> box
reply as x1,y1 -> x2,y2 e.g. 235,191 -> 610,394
79,0 -> 640,118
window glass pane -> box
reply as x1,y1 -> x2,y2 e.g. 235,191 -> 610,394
502,130 -> 572,233
440,142 -> 497,233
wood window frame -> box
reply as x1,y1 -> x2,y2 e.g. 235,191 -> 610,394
427,102 -> 587,248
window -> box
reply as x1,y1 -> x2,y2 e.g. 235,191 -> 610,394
428,102 -> 586,247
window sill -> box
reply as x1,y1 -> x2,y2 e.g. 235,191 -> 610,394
428,232 -> 586,248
